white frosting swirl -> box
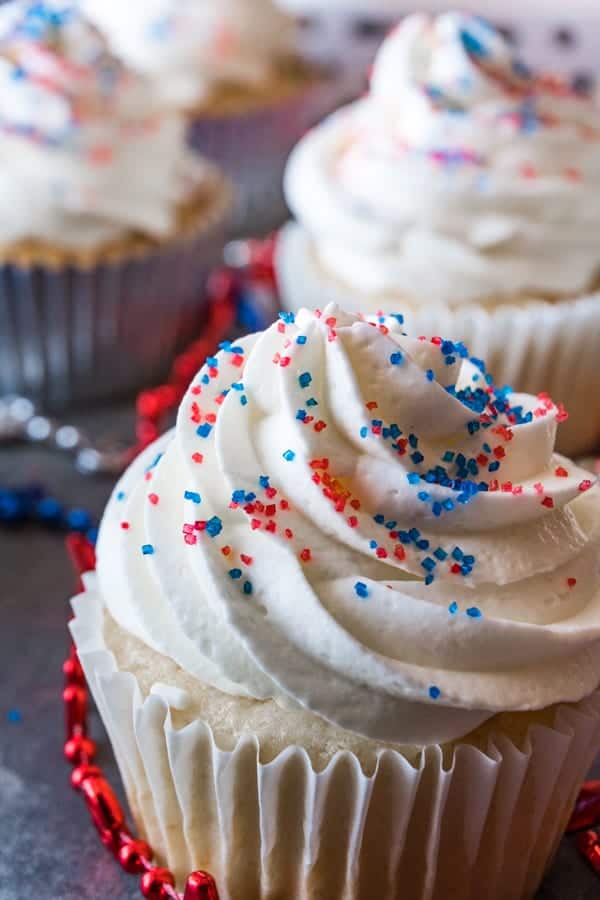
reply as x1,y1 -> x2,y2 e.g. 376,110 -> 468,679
96,305 -> 600,747
0,1 -> 207,249
82,0 -> 297,109
284,12 -> 600,305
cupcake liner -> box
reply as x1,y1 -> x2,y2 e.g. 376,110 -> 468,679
276,223 -> 600,456
0,193 -> 231,412
71,576 -> 600,900
187,78 -> 338,239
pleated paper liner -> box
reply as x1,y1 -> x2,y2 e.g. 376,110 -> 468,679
71,576 -> 600,900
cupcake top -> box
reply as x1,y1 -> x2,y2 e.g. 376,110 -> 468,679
285,12 -> 600,306
82,0 -> 297,109
97,305 -> 600,747
0,1 -> 211,250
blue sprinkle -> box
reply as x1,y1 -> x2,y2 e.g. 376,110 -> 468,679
429,685 -> 441,700
451,547 -> 463,561
141,544 -> 154,556
231,382 -> 244,391
184,491 -> 201,504
463,554 -> 475,565
369,540 -> 378,549
434,547 -> 448,561
488,461 -> 500,472
243,581 -> 253,595
279,311 -> 295,324
421,557 -> 436,572
202,374 -> 210,385
306,398 -> 318,407
197,423 -> 212,438
259,475 -> 270,488
416,539 -> 430,550
283,450 -> 296,461
232,490 -> 246,503
373,514 -> 385,524
296,335 -> 307,345
116,491 -> 126,501
390,351 -> 403,366
229,568 -> 242,580
432,501 -> 443,517
418,491 -> 430,502
245,492 -> 256,502
425,574 -> 434,585
390,313 -> 404,324
443,499 -> 455,511
206,516 -> 223,538
240,395 -> 248,406
448,601 -> 458,614
206,356 -> 218,367
360,426 -> 368,439
299,372 -> 312,388
354,581 -> 369,599
426,369 -> 435,382
466,606 -> 482,618
296,409 -> 307,420
407,473 -> 421,485
443,451 -> 455,463
385,521 -> 397,530
411,451 -> 424,465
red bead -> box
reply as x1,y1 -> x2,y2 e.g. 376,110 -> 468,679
576,829 -> 600,873
80,775 -> 125,850
63,655 -> 84,684
71,764 -> 103,791
137,390 -> 162,420
567,781 -> 600,833
184,870 -> 221,900
64,735 -> 97,764
63,684 -> 87,738
117,839 -> 153,874
140,867 -> 176,899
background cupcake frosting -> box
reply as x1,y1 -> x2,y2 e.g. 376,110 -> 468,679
81,0 -> 297,109
0,0 -> 208,250
97,306 -> 600,746
285,13 -> 600,305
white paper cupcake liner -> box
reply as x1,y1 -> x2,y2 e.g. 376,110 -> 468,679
0,195 -> 231,412
187,78 -> 340,239
71,576 -> 600,900
276,223 -> 600,456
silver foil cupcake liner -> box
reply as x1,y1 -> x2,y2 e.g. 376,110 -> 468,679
187,77 -> 339,239
0,201 -> 230,412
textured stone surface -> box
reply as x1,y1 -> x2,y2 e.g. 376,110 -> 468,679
0,406 -> 599,899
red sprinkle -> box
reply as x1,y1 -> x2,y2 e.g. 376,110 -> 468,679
120,522 -> 130,530
300,548 -> 312,562
579,480 -> 593,492
192,452 -> 204,464
148,493 -> 159,505
394,545 -> 406,560
240,554 -> 253,565
541,496 -> 554,509
567,577 -> 577,588
347,516 -> 358,528
284,528 -> 294,539
555,466 -> 569,477
376,547 -> 388,559
221,546 -> 231,556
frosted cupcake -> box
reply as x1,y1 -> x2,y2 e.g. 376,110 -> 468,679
279,12 -> 600,455
0,1 -> 232,410
72,305 -> 600,899
83,0 -> 337,237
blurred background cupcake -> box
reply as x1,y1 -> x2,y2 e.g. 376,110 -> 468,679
0,1 -> 232,411
83,0 -> 341,238
278,12 -> 600,455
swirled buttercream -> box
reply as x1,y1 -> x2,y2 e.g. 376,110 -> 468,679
284,12 -> 600,305
97,306 -> 600,745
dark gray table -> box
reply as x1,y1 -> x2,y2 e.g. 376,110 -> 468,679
1,407 -> 599,900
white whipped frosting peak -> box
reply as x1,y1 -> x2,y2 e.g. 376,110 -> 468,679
0,1 -> 206,248
285,12 -> 600,306
83,0 -> 297,108
97,306 -> 600,747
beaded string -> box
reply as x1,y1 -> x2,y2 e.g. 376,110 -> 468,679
66,533 -> 220,900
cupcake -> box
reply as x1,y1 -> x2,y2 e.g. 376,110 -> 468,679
72,305 -> 600,899
83,0 -> 338,237
278,12 -> 600,455
0,1 -> 232,411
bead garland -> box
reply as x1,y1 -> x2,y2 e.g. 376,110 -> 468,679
66,534 -> 220,900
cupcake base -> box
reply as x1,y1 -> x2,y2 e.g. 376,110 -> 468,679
71,577 -> 600,900
0,170 -> 232,411
187,68 -> 342,239
276,223 -> 600,457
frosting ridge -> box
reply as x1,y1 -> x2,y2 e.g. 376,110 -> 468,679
97,306 -> 600,746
